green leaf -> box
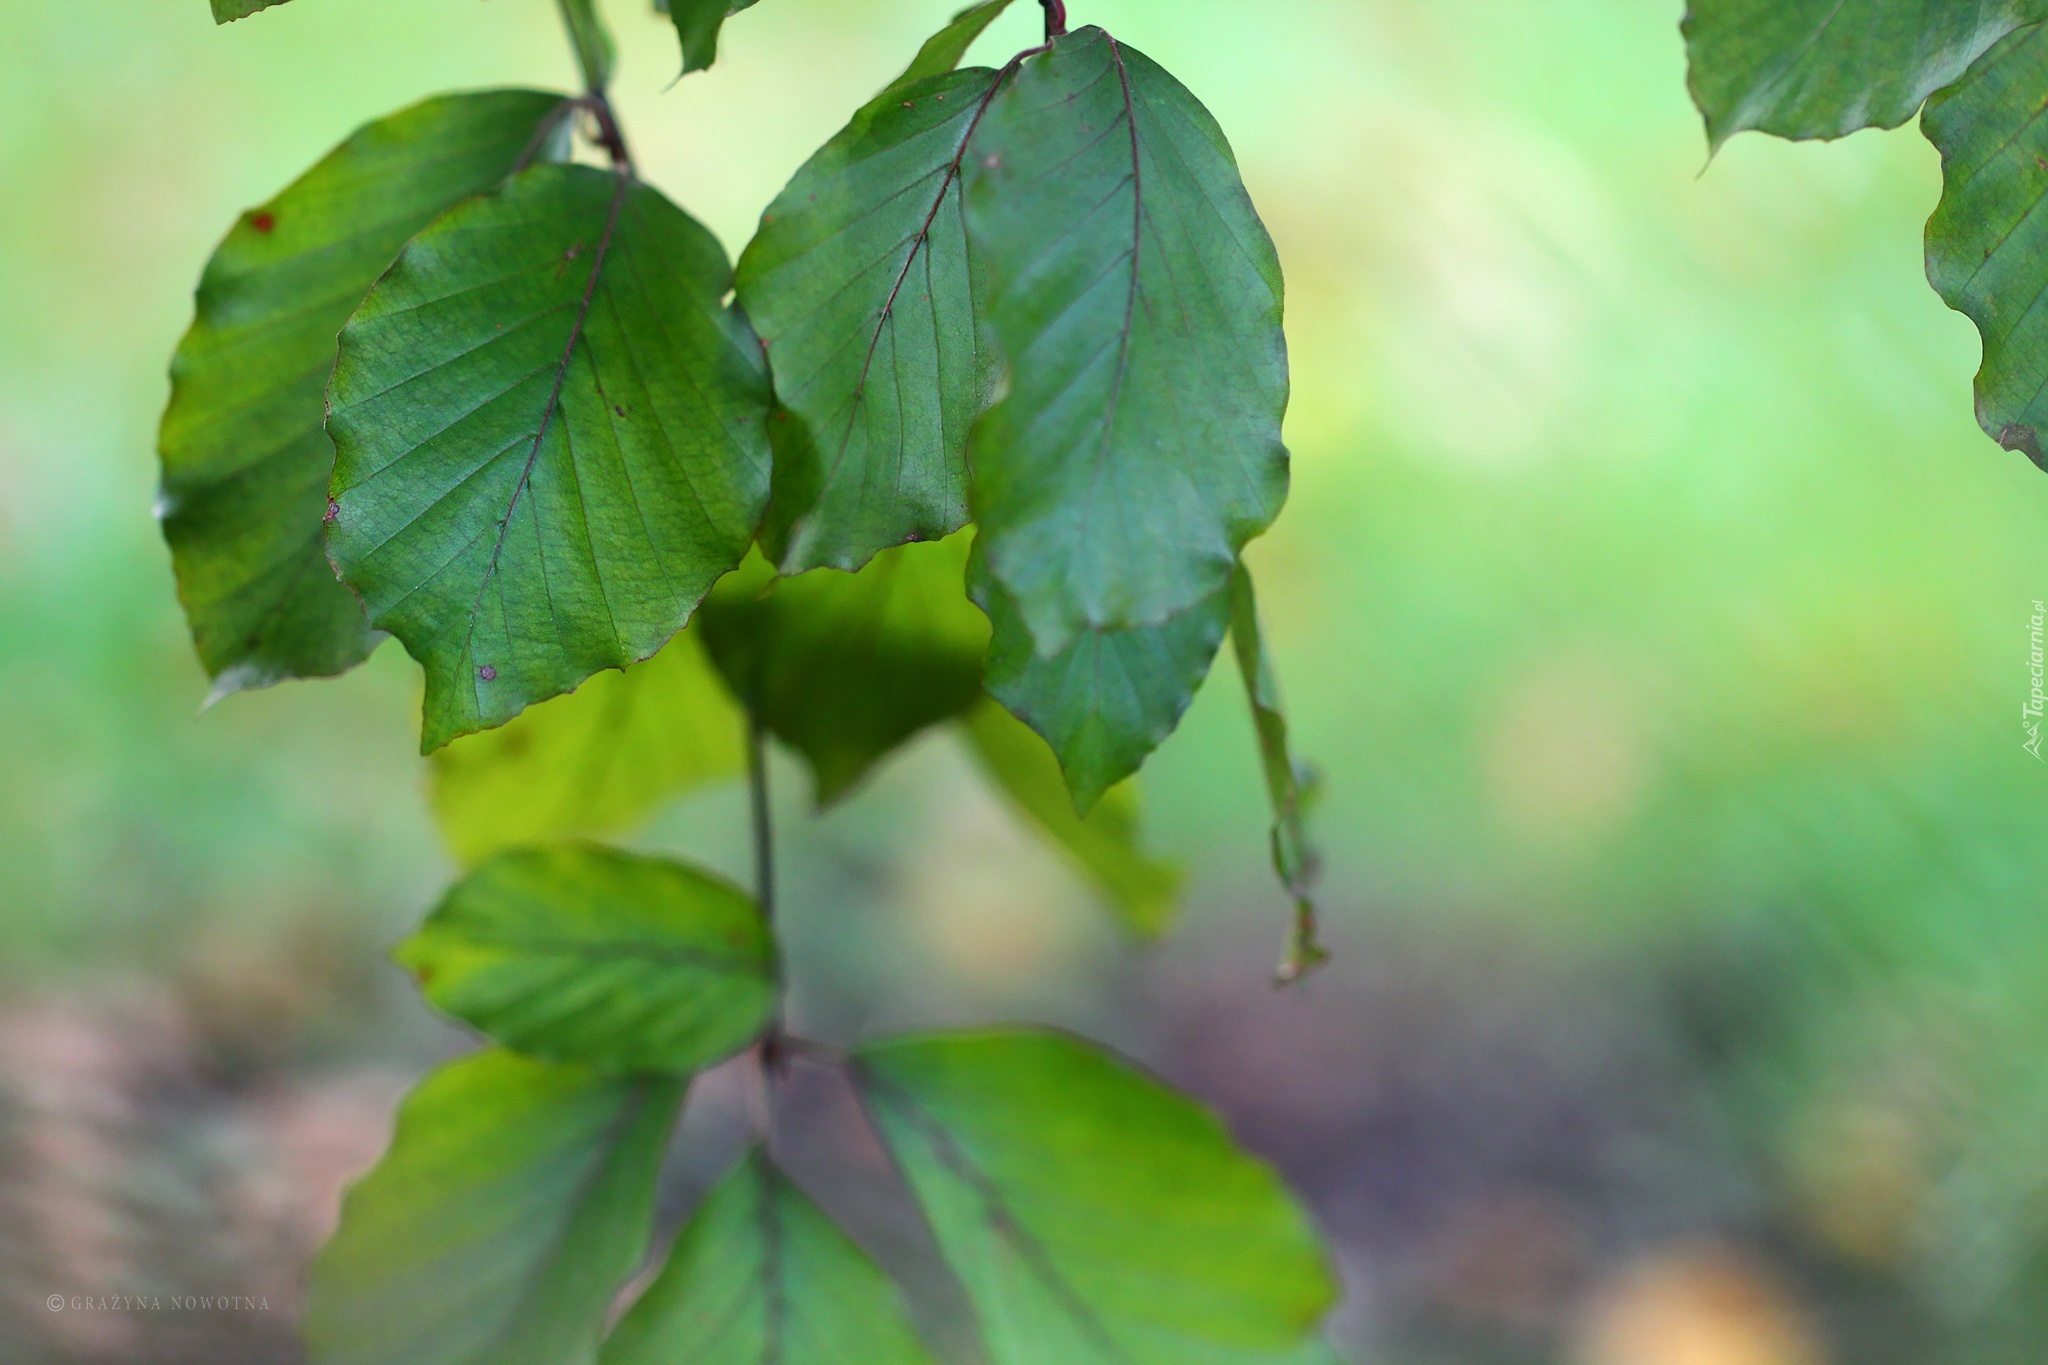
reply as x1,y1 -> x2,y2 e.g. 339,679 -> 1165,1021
305,1049 -> 681,1365
558,0 -> 618,91
212,0 -> 292,20
396,845 -> 775,1076
430,624 -> 744,866
326,163 -> 772,753
158,90 -> 569,698
961,697 -> 1181,937
663,0 -> 763,76
976,556 -> 1229,813
965,27 -> 1290,656
854,1030 -> 1338,1365
1925,21 -> 2048,469
603,1149 -> 934,1365
699,533 -> 990,802
1229,566 -> 1326,983
736,65 -> 1004,572
1680,0 -> 2048,147
883,0 -> 1021,98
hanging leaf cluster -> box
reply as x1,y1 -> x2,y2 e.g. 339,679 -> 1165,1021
1681,0 -> 2048,469
163,0 -> 1341,1362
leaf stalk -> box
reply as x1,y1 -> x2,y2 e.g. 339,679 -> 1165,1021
1040,0 -> 1068,40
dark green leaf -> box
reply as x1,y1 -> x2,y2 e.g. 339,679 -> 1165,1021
1229,566 -> 1326,983
603,1149 -> 934,1365
736,66 -> 1004,572
965,27 -> 1289,655
699,534 -> 990,802
397,845 -> 775,1076
1680,0 -> 2048,147
664,0 -> 762,77
1925,21 -> 2048,469
855,1030 -> 1338,1365
212,0 -> 292,20
305,1049 -> 681,1365
326,163 -> 771,753
976,557 -> 1229,813
430,624 -> 744,866
558,0 -> 618,91
883,0 -> 1021,98
159,90 -> 569,697
961,697 -> 1181,937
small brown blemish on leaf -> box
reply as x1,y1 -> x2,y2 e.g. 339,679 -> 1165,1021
983,153 -> 1002,170
903,101 -> 915,109
478,665 -> 497,682
323,499 -> 339,524
614,404 -> 626,417
251,211 -> 276,234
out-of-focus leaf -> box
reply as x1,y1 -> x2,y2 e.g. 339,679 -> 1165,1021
854,1030 -> 1338,1365
305,1049 -> 681,1365
883,0 -> 1020,97
1680,0 -> 2048,147
158,91 -> 569,698
397,845 -> 774,1076
326,164 -> 771,753
700,534 -> 989,802
212,0 -> 293,20
961,697 -> 1181,937
660,0 -> 762,76
965,27 -> 1289,656
557,0 -> 617,90
1229,566 -> 1326,983
1925,22 -> 2048,470
976,557 -> 1229,813
603,1149 -> 934,1365
737,66 -> 1004,572
430,625 -> 743,866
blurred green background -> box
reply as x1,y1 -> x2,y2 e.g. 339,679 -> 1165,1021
6,1 -> 2048,1362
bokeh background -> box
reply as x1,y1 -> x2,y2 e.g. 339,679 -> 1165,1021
6,1 -> 2048,1361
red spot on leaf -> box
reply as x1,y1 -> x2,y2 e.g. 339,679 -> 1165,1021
323,499 -> 339,525
478,665 -> 497,682
251,211 -> 276,234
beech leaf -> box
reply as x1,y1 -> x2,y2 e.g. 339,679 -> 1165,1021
1229,566 -> 1327,982
603,1149 -> 934,1365
662,0 -> 763,77
158,90 -> 569,697
1925,20 -> 2048,469
430,624 -> 744,866
305,1049 -> 681,1365
397,845 -> 776,1076
965,27 -> 1290,655
854,1030 -> 1338,1365
961,697 -> 1182,937
699,534 -> 990,802
883,0 -> 1021,98
1680,0 -> 2048,147
736,66 -> 1003,572
326,163 -> 771,752
976,556 -> 1229,813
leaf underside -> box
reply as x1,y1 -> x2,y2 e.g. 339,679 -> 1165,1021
430,622 -> 744,866
326,163 -> 771,752
961,698 -> 1182,937
304,1049 -> 680,1365
1925,20 -> 2048,470
603,1149 -> 934,1365
699,534 -> 990,803
965,27 -> 1290,656
976,556 -> 1230,813
1680,0 -> 2048,146
398,845 -> 775,1077
737,66 -> 1001,573
159,90 -> 568,696
855,1030 -> 1338,1365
